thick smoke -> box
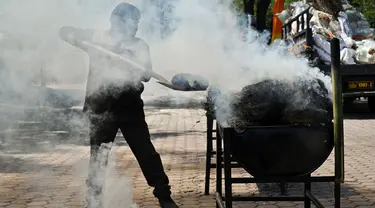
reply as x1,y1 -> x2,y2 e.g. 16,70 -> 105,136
148,0 -> 332,125
0,0 -> 332,207
0,0 -> 332,107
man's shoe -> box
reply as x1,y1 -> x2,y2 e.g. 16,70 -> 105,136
158,197 -> 178,208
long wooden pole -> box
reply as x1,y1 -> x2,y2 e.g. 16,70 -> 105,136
330,37 -> 344,183
81,41 -> 170,83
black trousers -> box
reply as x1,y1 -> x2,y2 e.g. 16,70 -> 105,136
243,0 -> 271,32
86,107 -> 171,207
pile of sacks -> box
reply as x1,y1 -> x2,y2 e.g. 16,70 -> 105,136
280,0 -> 375,65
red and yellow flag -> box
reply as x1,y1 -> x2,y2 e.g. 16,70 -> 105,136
271,0 -> 284,43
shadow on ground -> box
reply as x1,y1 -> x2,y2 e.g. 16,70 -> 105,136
0,129 -> 205,155
144,95 -> 206,109
176,183 -> 373,207
158,149 -> 365,206
0,153 -> 72,173
344,101 -> 375,120
255,181 -> 359,199
113,130 -> 206,146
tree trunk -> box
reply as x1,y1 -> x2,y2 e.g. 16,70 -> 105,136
310,0 -> 344,16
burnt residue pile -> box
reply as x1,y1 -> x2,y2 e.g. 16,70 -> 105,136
208,78 -> 332,129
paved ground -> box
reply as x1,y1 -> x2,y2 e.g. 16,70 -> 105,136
1,100 -> 375,208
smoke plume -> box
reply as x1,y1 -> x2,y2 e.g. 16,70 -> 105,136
0,0 -> 331,207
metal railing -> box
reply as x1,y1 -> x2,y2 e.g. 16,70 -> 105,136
282,7 -> 313,45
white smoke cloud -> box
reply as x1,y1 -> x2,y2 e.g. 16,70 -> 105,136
0,0 -> 332,207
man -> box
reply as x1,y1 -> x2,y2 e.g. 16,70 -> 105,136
59,3 -> 178,208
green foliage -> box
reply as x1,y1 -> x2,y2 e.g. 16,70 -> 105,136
348,0 -> 375,23
232,0 -> 375,27
232,0 -> 244,12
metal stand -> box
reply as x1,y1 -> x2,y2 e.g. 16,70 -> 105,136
205,113 -> 288,196
215,38 -> 344,208
204,113 -> 215,195
204,113 -> 243,195
215,126 -> 339,208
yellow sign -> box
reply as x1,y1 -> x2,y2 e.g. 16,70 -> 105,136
348,81 -> 374,89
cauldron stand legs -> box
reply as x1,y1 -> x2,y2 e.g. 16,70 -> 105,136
205,114 -> 248,195
223,127 -> 233,208
304,176 -> 311,208
216,122 -> 222,208
215,127 -> 340,208
204,113 -> 214,195
205,114 -> 287,195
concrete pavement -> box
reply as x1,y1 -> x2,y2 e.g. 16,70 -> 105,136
1,103 -> 375,207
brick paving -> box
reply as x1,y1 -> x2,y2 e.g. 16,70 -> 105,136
1,100 -> 375,207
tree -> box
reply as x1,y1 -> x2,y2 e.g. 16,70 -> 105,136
348,0 -> 375,24
233,0 -> 375,27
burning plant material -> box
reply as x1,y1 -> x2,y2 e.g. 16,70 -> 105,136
156,73 -> 209,91
208,78 -> 332,130
170,73 -> 209,91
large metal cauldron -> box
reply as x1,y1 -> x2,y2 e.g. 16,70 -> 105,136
222,123 -> 334,177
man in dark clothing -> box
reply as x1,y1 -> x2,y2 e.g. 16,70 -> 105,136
59,3 -> 178,208
243,0 -> 272,32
